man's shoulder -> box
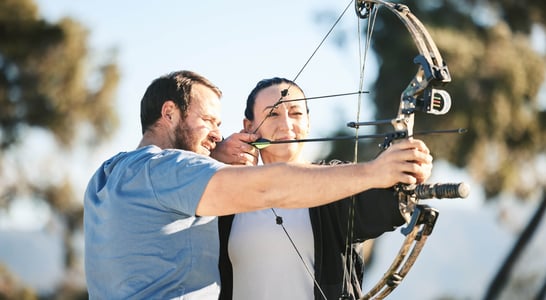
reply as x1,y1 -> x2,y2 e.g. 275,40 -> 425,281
95,145 -> 224,180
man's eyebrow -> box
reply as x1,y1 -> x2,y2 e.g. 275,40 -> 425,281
213,117 -> 222,127
203,114 -> 221,126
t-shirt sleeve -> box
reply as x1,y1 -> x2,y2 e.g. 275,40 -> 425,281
147,150 -> 225,216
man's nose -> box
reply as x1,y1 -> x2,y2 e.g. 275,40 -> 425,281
209,128 -> 222,142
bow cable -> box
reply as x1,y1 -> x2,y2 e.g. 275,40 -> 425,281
251,1 -> 357,300
341,3 -> 383,298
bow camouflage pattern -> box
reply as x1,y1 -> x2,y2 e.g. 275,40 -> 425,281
352,1 -> 469,299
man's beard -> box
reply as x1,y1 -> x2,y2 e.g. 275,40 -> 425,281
173,120 -> 198,152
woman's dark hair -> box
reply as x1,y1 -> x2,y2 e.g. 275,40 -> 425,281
140,70 -> 222,133
244,77 -> 308,121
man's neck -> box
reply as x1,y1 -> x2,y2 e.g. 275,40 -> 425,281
138,130 -> 170,149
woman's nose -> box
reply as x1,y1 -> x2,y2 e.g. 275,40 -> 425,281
278,113 -> 293,131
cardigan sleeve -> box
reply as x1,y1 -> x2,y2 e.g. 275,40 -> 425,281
315,160 -> 405,242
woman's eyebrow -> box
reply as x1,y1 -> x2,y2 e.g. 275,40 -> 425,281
263,105 -> 278,111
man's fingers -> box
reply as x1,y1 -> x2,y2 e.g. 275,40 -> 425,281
237,132 -> 260,143
231,149 -> 258,166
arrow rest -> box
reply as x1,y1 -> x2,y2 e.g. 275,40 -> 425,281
380,130 -> 408,149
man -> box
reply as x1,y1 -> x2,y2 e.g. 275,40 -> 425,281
84,70 -> 433,299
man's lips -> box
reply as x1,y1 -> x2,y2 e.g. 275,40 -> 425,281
201,142 -> 214,154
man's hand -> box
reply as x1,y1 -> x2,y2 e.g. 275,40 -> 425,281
211,131 -> 260,166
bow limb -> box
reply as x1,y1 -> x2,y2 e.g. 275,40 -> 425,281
356,0 -> 450,84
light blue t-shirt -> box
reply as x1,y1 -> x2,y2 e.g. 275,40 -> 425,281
84,145 -> 225,299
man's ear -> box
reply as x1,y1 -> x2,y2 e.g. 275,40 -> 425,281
161,100 -> 177,122
243,118 -> 253,133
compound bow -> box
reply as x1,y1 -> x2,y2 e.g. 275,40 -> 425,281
352,1 -> 469,299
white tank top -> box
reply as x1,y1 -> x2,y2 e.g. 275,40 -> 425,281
228,208 -> 315,300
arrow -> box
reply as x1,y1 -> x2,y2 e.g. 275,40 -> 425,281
250,128 -> 466,149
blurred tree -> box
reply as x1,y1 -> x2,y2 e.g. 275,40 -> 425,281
0,0 -> 119,297
376,0 -> 545,200
316,0 -> 546,299
358,2 -> 546,295
0,264 -> 36,300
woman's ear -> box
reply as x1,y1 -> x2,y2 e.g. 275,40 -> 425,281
243,118 -> 253,133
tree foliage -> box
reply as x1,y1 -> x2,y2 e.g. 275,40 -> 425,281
0,0 -> 119,149
0,0 -> 119,296
325,0 -> 546,199
0,264 -> 36,300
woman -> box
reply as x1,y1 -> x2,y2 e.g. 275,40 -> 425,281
219,78 -> 429,300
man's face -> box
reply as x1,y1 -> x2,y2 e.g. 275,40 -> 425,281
246,83 -> 309,162
174,84 -> 222,156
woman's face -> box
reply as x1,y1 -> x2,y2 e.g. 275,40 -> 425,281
245,83 -> 309,163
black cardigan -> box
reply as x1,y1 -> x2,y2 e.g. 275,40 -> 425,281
218,188 -> 405,300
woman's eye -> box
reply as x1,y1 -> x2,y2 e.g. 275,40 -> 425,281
290,111 -> 303,117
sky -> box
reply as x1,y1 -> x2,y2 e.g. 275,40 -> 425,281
1,0 -> 545,298
35,0 -> 373,159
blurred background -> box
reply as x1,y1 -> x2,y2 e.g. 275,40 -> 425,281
0,0 -> 545,299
